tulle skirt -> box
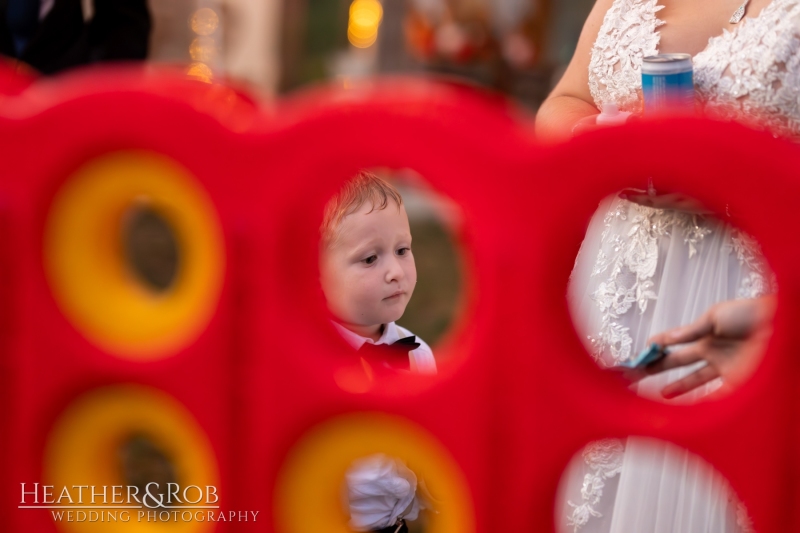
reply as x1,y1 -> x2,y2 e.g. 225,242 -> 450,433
558,195 -> 766,533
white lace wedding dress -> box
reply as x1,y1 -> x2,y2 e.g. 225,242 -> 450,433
559,0 -> 800,531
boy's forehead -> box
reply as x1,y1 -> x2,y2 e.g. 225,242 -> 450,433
335,202 -> 410,247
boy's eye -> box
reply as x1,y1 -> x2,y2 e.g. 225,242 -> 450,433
364,255 -> 378,265
397,247 -> 411,256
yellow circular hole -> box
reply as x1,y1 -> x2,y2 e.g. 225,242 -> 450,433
43,384 -> 220,533
275,412 -> 475,533
44,151 -> 225,360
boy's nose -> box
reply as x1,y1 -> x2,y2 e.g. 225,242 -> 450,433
384,256 -> 404,282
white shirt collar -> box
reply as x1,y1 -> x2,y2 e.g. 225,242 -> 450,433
332,321 -> 404,350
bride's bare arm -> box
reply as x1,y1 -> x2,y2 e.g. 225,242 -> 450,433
535,0 -> 616,143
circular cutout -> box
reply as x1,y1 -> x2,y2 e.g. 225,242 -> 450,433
119,433 -> 179,497
318,168 -> 469,391
555,437 -> 754,532
275,412 -> 474,533
44,384 -> 220,533
567,190 -> 776,404
44,151 -> 225,360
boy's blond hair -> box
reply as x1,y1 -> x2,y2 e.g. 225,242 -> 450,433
321,171 -> 403,248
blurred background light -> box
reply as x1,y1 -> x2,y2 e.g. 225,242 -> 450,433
189,36 -> 217,63
142,0 -> 594,108
189,7 -> 220,36
187,6 -> 220,83
348,0 -> 383,49
187,61 -> 213,83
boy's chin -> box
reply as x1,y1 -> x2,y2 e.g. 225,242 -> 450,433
381,300 -> 408,317
350,304 -> 407,329
368,311 -> 405,327
383,308 -> 407,325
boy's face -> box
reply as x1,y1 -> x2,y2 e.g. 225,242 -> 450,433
320,201 -> 416,337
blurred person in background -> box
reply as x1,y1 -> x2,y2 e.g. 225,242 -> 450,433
0,0 -> 150,74
536,0 -> 798,531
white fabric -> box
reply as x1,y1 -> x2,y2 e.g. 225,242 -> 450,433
333,321 -> 438,375
559,0 -> 794,531
345,454 -> 422,531
562,193 -> 764,533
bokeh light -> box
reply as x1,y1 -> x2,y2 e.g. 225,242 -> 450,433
189,8 -> 219,37
187,62 -> 213,83
189,36 -> 217,63
348,0 -> 383,48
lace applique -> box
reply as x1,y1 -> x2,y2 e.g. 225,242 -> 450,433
567,439 -> 625,532
588,0 -> 664,112
729,229 -> 775,298
693,0 -> 800,139
588,200 -> 711,365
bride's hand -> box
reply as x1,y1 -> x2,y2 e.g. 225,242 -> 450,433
570,114 -> 601,136
619,190 -> 714,215
640,296 -> 776,399
571,113 -> 639,136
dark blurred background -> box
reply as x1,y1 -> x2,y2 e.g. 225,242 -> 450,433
147,0 -> 593,109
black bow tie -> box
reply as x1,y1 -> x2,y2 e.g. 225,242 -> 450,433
357,336 -> 420,371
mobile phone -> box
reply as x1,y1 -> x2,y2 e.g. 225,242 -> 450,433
619,343 -> 668,369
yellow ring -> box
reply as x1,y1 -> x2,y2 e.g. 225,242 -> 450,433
275,412 -> 475,533
44,151 -> 225,360
43,384 -> 220,533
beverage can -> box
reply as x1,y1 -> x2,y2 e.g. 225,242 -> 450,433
641,54 -> 694,114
